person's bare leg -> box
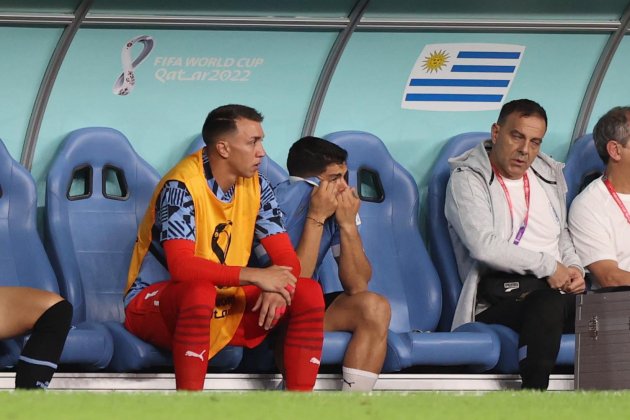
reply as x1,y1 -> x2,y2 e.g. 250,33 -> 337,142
0,287 -> 64,339
324,291 -> 390,391
0,287 -> 72,389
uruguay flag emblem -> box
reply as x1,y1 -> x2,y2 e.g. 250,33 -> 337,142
402,43 -> 525,111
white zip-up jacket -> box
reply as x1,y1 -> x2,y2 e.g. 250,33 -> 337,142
445,140 -> 583,330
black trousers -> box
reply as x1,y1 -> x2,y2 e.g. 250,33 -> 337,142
476,288 -> 576,390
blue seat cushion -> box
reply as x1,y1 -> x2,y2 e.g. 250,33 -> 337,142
105,322 -> 242,372
488,324 -> 574,373
60,322 -> 114,370
0,339 -> 22,368
383,323 -> 499,373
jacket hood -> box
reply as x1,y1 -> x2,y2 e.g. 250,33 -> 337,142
448,139 -> 564,184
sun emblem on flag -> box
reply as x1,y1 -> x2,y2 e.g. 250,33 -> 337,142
422,50 -> 450,73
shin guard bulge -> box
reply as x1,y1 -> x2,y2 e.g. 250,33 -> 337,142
160,282 -> 216,391
283,278 -> 325,391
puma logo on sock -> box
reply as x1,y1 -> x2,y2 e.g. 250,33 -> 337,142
309,357 -> 320,365
145,290 -> 159,300
342,378 -> 355,388
184,349 -> 206,362
35,381 -> 50,389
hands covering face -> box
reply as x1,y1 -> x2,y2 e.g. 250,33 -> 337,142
335,186 -> 360,228
309,179 -> 360,227
309,180 -> 338,221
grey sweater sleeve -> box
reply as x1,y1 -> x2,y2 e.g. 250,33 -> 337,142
445,168 -> 558,278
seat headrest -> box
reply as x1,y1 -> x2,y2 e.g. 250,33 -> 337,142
47,127 -> 160,200
564,134 -> 605,207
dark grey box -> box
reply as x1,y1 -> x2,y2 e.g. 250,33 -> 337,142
575,291 -> 630,390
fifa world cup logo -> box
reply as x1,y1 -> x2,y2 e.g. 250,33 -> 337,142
211,221 -> 232,264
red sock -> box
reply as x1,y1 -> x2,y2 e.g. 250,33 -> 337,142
160,281 -> 216,391
283,278 -> 325,391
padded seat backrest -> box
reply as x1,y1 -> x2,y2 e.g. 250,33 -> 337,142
186,135 -> 288,187
323,131 -> 441,333
427,132 -> 489,331
0,139 -> 59,292
45,128 -> 161,325
564,134 -> 605,207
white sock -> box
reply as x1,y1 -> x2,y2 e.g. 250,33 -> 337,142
341,366 -> 378,392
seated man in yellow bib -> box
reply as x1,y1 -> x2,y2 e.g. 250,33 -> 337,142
124,104 -> 325,391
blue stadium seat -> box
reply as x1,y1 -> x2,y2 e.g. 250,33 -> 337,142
45,127 -> 242,372
0,137 -> 113,370
427,132 -> 490,332
0,340 -> 21,368
564,134 -> 604,207
321,131 -> 500,373
426,132 -> 574,373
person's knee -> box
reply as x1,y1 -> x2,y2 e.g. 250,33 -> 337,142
41,291 -> 65,310
32,299 -> 73,334
28,289 -> 66,320
293,278 -> 324,308
356,292 -> 391,333
526,289 -> 564,308
52,299 -> 73,325
174,281 -> 217,308
524,289 -> 566,325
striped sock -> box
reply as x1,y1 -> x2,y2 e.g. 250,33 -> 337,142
172,304 -> 213,391
283,279 -> 324,391
15,300 -> 72,389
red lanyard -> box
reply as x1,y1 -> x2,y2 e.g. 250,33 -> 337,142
602,176 -> 630,224
492,165 -> 530,245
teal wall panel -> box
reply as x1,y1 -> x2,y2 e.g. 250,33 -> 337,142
33,28 -> 336,198
316,32 -> 607,230
0,0 -> 79,13
0,27 -> 62,160
587,35 -> 630,134
365,0 -> 628,20
89,0 -> 356,17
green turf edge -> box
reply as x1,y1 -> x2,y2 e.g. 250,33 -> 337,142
1,391 -> 630,420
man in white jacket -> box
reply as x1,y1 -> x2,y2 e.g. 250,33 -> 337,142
445,99 -> 585,389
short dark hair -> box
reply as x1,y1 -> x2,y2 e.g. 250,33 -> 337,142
201,104 -> 263,146
497,99 -> 548,127
287,136 -> 348,177
593,106 -> 630,164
